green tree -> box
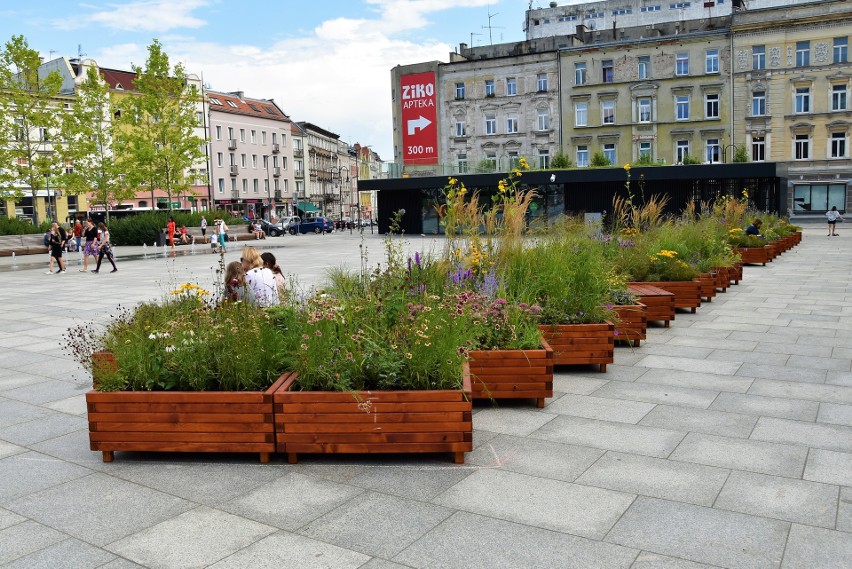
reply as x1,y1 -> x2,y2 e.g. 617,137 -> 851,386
733,144 -> 749,163
550,150 -> 572,169
116,40 -> 205,212
590,151 -> 611,167
62,65 -> 135,222
0,35 -> 70,225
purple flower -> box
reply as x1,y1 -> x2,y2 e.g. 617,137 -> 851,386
414,251 -> 421,267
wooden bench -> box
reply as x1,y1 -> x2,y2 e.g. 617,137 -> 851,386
0,234 -> 49,257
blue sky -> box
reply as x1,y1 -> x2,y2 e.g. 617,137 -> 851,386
0,0 -> 547,160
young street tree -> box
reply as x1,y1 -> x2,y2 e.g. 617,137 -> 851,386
0,35 -> 71,225
117,40 -> 206,212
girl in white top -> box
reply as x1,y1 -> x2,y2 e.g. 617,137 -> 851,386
826,206 -> 843,236
240,246 -> 279,307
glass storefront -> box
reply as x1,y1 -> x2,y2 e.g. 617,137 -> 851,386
794,183 -> 846,213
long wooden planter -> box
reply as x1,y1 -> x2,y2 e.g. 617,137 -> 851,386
794,231 -> 802,245
730,261 -> 743,285
629,280 -> 701,313
86,374 -> 289,463
273,370 -> 473,464
468,340 -> 554,408
734,246 -> 772,266
537,322 -> 614,372
712,267 -> 730,293
612,303 -> 648,347
627,284 -> 676,327
695,273 -> 717,303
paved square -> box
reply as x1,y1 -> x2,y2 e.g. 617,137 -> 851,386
0,226 -> 850,566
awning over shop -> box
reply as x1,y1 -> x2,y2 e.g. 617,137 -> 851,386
296,201 -> 320,213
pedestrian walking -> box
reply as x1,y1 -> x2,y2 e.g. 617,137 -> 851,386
827,206 -> 844,236
92,222 -> 117,273
73,220 -> 83,252
200,215 -> 207,239
167,216 -> 176,250
46,222 -> 67,274
81,218 -> 99,272
217,218 -> 229,251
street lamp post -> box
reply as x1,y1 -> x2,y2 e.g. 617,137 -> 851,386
328,164 -> 349,229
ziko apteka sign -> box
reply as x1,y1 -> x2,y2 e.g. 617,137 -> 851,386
400,71 -> 438,166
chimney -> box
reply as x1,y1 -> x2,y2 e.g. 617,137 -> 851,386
230,90 -> 244,100
459,42 -> 468,52
550,1 -> 557,7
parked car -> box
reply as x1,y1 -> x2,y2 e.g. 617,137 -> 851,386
278,216 -> 301,232
290,216 -> 333,234
258,219 -> 283,237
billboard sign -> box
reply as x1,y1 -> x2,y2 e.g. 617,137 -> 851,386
400,72 -> 438,165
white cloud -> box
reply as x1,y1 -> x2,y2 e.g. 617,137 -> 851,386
57,0 -> 210,32
88,0 -> 501,160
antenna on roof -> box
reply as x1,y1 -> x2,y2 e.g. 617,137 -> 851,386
78,44 -> 87,59
482,10 -> 504,45
470,31 -> 482,46
49,49 -> 57,59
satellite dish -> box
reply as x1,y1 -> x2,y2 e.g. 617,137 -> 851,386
588,20 -> 597,30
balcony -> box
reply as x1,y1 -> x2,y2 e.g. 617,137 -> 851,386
229,165 -> 239,176
228,139 -> 237,150
293,148 -> 303,158
274,191 -> 282,200
271,143 -> 280,154
294,169 -> 304,179
231,192 -> 240,200
272,167 -> 281,177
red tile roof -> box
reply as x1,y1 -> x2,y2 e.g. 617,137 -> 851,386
207,91 -> 289,123
99,67 -> 139,92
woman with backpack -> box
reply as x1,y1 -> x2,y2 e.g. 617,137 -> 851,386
92,222 -> 118,273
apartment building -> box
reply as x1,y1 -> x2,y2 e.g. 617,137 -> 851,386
732,0 -> 852,214
297,121 -> 342,218
208,90 -> 294,219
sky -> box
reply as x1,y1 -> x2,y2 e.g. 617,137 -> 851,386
0,0 -> 561,161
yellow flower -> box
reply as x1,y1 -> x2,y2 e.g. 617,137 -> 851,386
623,163 -> 631,172
448,177 -> 457,186
518,157 -> 529,170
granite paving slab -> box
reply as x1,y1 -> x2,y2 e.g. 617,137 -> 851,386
393,511 -> 638,569
639,405 -> 758,438
669,433 -> 808,478
592,380 -> 720,409
738,364 -> 828,384
0,521 -> 68,565
345,461 -> 474,501
630,552 -> 722,568
781,524 -> 852,569
0,451 -> 92,504
545,394 -> 656,424
632,368 -> 754,394
105,506 -> 276,569
750,416 -> 852,453
471,407 -> 557,436
605,496 -> 789,569
3,537 -> 116,569
551,375 -> 610,395
466,434 -> 605,482
208,531 -> 371,569
531,415 -> 686,458
709,393 -> 819,422
837,487 -> 852,533
574,451 -> 728,507
0,412 -> 87,446
802,449 -> 852,487
633,355 -> 741,376
816,402 -> 852,426
748,379 -> 852,404
713,471 -> 839,529
433,469 -> 635,540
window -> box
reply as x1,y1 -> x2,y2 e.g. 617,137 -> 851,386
639,142 -> 652,161
537,108 -> 550,130
242,179 -> 248,193
485,79 -> 495,96
602,100 -> 615,124
261,131 -> 266,145
706,139 -> 720,163
602,60 -> 614,83
794,183 -> 846,212
638,98 -> 652,122
240,154 -> 246,168
217,152 -> 223,167
676,53 -> 689,76
264,179 -> 269,194
832,85 -> 848,111
705,93 -> 720,119
612,8 -> 632,15
484,153 -> 497,171
227,100 -> 238,108
670,2 -> 691,8
209,97 -> 222,106
253,179 -> 259,194
641,5 -> 661,12
485,114 -> 497,135
272,133 -> 277,145
676,140 -> 690,163
263,155 -> 268,169
831,132 -> 847,158
752,91 -> 766,116
752,136 -> 765,161
603,143 -> 616,164
272,155 -> 279,168
250,130 -> 256,144
239,129 -> 245,142
537,73 -> 548,92
251,155 -> 257,168
457,153 -> 468,173
835,37 -> 849,64
215,125 -> 222,140
231,179 -> 237,193
229,153 -> 235,166
796,41 -> 810,67
507,77 -> 517,96
676,95 -> 689,120
638,56 -> 650,79
455,82 -> 465,99
506,115 -> 518,134
575,62 -> 587,85
455,120 -> 466,137
752,45 -> 765,70
576,146 -> 589,167
218,178 -> 225,194
538,149 -> 550,169
706,49 -> 719,74
795,87 -> 811,113
795,134 -> 810,160
575,102 -> 588,126
281,133 -> 286,147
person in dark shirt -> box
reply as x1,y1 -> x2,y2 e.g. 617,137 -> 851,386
46,222 -> 67,274
81,219 -> 99,272
745,218 -> 762,237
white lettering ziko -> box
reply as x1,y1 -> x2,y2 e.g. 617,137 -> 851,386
402,83 -> 435,100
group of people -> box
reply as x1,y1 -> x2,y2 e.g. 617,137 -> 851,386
224,247 -> 284,307
45,218 -> 117,274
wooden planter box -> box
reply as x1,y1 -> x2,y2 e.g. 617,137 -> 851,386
86,374 -> 288,464
537,322 -> 614,372
273,370 -> 473,464
712,267 -> 730,293
612,303 -> 648,347
794,231 -> 802,245
695,273 -> 717,303
627,284 -> 676,327
630,280 -> 702,313
734,246 -> 772,266
730,262 -> 743,285
468,340 -> 554,408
